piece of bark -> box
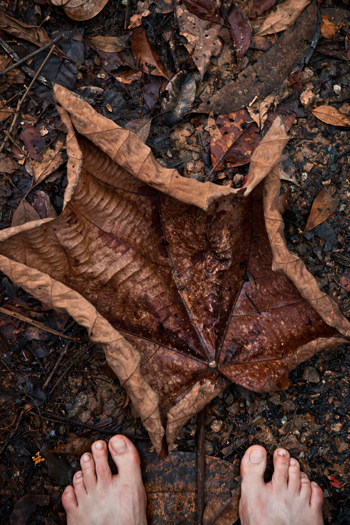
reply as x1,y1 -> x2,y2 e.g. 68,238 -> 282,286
195,1 -> 317,114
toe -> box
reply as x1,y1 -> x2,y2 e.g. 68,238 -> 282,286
73,471 -> 87,499
62,485 -> 78,514
299,471 -> 312,500
109,435 -> 142,484
287,457 -> 301,493
310,481 -> 324,509
240,445 -> 267,489
271,448 -> 290,489
80,452 -> 97,492
92,440 -> 112,486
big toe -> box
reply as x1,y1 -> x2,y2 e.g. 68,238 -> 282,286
109,435 -> 143,484
240,445 -> 267,487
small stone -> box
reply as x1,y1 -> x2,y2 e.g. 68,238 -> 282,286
301,172 -> 308,181
227,403 -> 239,416
334,84 -> 341,94
300,89 -> 316,108
210,419 -> 223,433
280,434 -> 299,448
282,400 -> 296,413
302,366 -> 320,383
103,398 -> 117,416
269,393 -> 281,405
79,410 -> 92,424
68,392 -> 87,418
86,395 -> 102,415
225,393 -> 234,406
331,422 -> 343,433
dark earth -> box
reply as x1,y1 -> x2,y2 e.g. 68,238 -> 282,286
0,0 -> 350,523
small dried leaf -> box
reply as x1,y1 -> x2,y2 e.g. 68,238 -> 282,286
0,154 -> 18,175
304,186 -> 338,233
125,118 -> 152,142
11,200 -> 41,227
227,3 -> 252,60
49,0 -> 109,21
0,101 -> 13,122
255,0 -> 311,36
177,4 -> 222,76
182,0 -> 221,24
131,27 -> 169,78
0,11 -> 50,46
320,14 -> 337,39
162,71 -> 197,125
90,35 -> 127,53
114,70 -> 143,84
203,487 -> 240,525
312,105 -> 350,127
49,437 -> 94,455
29,138 -> 65,188
32,191 -> 57,220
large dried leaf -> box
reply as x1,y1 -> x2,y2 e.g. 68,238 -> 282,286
0,86 -> 349,456
304,186 -> 338,233
312,105 -> 350,127
49,0 -> 109,21
196,1 -> 317,114
255,0 -> 311,36
0,12 -> 51,46
177,4 -> 222,77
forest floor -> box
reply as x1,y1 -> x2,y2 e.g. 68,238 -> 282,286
0,0 -> 350,523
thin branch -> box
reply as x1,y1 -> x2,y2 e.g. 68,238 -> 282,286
42,342 -> 72,391
0,35 -> 62,77
0,306 -> 74,340
0,44 -> 55,154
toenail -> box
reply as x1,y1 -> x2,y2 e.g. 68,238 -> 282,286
76,472 -> 83,478
289,458 -> 297,466
300,472 -> 307,478
64,486 -> 71,493
111,436 -> 127,454
312,481 -> 318,487
95,441 -> 104,450
82,454 -> 91,462
277,449 -> 287,456
249,450 -> 264,464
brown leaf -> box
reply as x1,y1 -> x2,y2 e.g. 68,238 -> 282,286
0,12 -> 51,46
255,0 -> 311,36
203,487 -> 240,525
182,0 -> 221,24
0,154 -> 18,175
196,1 -> 317,114
320,14 -> 337,39
304,186 -> 339,233
125,119 -> 152,142
131,27 -> 169,79
114,70 -> 143,84
141,445 -> 239,524
90,35 -> 128,53
49,437 -> 94,455
226,3 -> 252,60
28,138 -> 65,188
0,86 -> 349,456
0,100 -> 13,123
311,105 -> 350,127
177,4 -> 222,76
49,0 -> 109,21
32,191 -> 57,220
249,0 -> 277,19
11,200 -> 40,227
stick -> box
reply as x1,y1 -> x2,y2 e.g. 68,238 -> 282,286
0,306 -> 74,340
0,35 -> 62,77
0,36 -> 51,88
42,342 -> 72,391
0,408 -> 24,456
0,44 -> 55,154
197,407 -> 206,525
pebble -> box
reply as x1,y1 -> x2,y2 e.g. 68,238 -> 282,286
282,399 -> 296,412
302,366 -> 320,383
269,393 -> 281,406
210,419 -> 223,433
68,392 -> 87,418
79,410 -> 92,424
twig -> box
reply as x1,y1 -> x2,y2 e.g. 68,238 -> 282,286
0,36 -> 51,88
49,347 -> 87,394
0,44 -> 55,154
197,407 -> 206,525
43,341 -> 72,391
0,408 -> 25,457
0,36 -> 62,77
0,306 -> 74,340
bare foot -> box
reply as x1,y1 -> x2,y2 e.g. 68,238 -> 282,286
239,445 -> 324,525
62,435 -> 147,525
